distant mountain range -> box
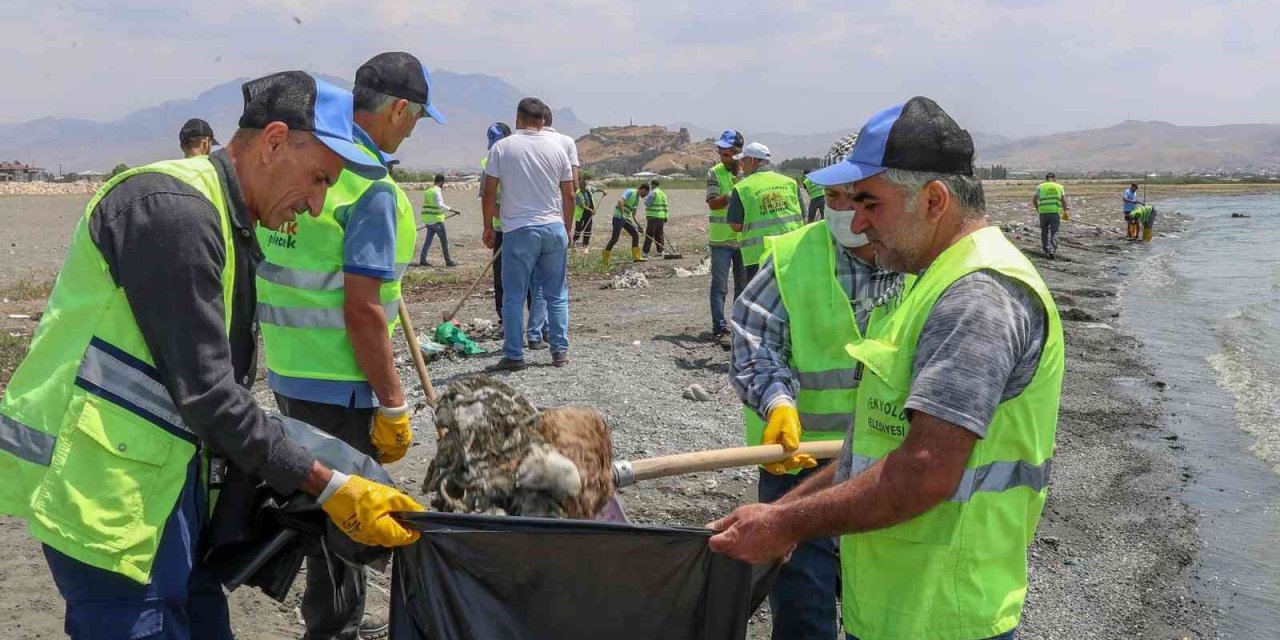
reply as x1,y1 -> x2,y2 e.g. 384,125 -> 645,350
976,120 -> 1280,173
0,71 -> 589,173
3,77 -> 1278,174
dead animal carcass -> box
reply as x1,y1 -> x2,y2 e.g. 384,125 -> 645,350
421,375 -> 613,519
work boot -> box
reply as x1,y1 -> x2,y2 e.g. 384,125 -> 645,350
632,247 -> 647,262
714,331 -> 732,350
486,357 -> 528,372
526,340 -> 549,350
359,612 -> 389,639
552,352 -> 570,368
1143,227 -> 1153,242
419,260 -> 433,267
445,260 -> 459,267
601,249 -> 612,268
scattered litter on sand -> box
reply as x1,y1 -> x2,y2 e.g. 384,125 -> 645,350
674,267 -> 693,278
602,270 -> 649,290
682,384 -> 711,402
690,256 -> 711,276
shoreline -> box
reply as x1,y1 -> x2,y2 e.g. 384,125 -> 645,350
0,187 -> 1220,638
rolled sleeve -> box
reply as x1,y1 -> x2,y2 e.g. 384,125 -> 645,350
340,183 -> 399,281
728,258 -> 797,417
97,187 -> 314,493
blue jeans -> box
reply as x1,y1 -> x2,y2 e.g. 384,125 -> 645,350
419,222 -> 453,264
501,222 -> 569,359
709,246 -> 745,334
849,631 -> 1015,640
527,277 -> 549,343
43,459 -> 232,640
759,467 -> 839,640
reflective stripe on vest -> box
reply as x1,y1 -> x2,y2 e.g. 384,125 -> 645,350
257,138 -> 416,382
258,299 -> 400,330
421,186 -> 446,224
840,226 -> 1063,639
736,170 -> 804,265
846,454 -> 1051,502
708,164 -> 739,248
0,156 -> 232,584
0,413 -> 54,466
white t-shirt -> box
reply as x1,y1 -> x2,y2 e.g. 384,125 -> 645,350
483,129 -> 574,231
542,126 -> 580,167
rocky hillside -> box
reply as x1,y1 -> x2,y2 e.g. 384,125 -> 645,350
577,125 -> 719,175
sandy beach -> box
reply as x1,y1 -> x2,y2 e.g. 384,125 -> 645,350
3,182 -> 1270,638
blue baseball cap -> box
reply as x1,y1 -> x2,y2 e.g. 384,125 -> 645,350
809,97 -> 974,186
239,71 -> 386,180
355,52 -> 446,125
486,122 -> 512,149
715,129 -> 744,149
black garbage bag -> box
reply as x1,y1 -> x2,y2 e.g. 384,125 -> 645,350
389,512 -> 777,640
203,415 -> 396,600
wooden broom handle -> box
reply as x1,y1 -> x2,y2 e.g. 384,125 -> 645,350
397,299 -> 436,405
613,440 -> 844,488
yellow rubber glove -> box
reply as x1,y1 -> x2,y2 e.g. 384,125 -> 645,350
371,404 -> 412,464
320,472 -> 424,547
761,404 -> 818,475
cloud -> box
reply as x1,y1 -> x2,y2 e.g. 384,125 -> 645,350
4,0 -> 1279,137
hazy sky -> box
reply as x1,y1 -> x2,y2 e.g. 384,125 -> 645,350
5,0 -> 1278,137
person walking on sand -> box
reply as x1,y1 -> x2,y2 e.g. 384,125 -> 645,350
1033,172 -> 1068,259
482,97 -> 574,371
711,97 -> 1063,640
419,173 -> 461,267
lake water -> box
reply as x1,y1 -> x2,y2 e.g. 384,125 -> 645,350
1120,193 -> 1280,637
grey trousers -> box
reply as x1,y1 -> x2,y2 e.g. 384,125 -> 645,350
274,394 -> 377,640
1039,214 -> 1060,256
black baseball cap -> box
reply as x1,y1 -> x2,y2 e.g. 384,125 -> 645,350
355,52 -> 446,125
238,71 -> 386,180
179,118 -> 218,146
810,96 -> 974,186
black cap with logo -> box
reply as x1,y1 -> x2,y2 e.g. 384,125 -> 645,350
179,118 -> 218,146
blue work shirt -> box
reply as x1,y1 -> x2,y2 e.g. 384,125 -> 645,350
268,124 -> 399,409
1122,187 -> 1141,213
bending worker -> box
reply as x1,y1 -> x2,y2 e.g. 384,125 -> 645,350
256,52 -> 444,640
420,173 -> 461,267
728,133 -> 910,639
642,179 -> 669,258
602,182 -> 649,267
1129,204 -> 1157,242
706,129 -> 745,348
728,142 -> 805,280
1032,171 -> 1068,259
712,97 -> 1064,640
0,71 -> 423,640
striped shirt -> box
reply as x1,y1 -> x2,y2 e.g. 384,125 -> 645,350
729,235 -> 905,418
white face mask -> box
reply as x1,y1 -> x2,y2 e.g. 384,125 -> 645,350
825,206 -> 868,248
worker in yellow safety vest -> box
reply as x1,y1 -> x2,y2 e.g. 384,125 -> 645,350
728,132 -> 911,639
706,129 -> 745,348
712,97 -> 1063,640
0,71 -> 424,640
255,52 -> 446,638
727,141 -> 805,280
1032,172 -> 1069,259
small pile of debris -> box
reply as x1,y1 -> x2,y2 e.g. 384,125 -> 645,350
601,270 -> 650,290
460,317 -> 504,341
690,256 -> 712,276
421,375 -> 614,519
